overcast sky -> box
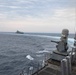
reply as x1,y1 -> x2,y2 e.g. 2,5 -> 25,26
0,0 -> 76,33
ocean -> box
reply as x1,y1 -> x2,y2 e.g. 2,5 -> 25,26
0,32 -> 74,75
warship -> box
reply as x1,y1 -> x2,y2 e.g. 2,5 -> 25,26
20,29 -> 76,75
16,30 -> 24,34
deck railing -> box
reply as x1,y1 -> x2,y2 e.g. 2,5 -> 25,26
61,46 -> 76,75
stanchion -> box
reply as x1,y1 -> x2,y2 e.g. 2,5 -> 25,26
61,59 -> 68,75
66,56 -> 72,75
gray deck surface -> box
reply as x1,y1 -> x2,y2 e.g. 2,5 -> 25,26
32,59 -> 76,75
32,62 -> 61,75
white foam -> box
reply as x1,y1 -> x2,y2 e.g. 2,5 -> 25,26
29,67 -> 34,70
26,55 -> 34,60
36,50 -> 49,53
68,38 -> 74,47
36,54 -> 44,57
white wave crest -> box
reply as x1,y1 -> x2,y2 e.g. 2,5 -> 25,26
36,50 -> 49,53
26,55 -> 34,60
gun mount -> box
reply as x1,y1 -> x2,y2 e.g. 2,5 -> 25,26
51,40 -> 59,44
50,29 -> 69,61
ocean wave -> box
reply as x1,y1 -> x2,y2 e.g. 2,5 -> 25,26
26,55 -> 34,60
36,54 -> 44,57
0,55 -> 8,59
0,66 -> 14,71
36,50 -> 49,53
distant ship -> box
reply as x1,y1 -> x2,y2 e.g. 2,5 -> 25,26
16,30 -> 24,34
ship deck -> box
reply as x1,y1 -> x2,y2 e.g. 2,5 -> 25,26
32,59 -> 76,75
